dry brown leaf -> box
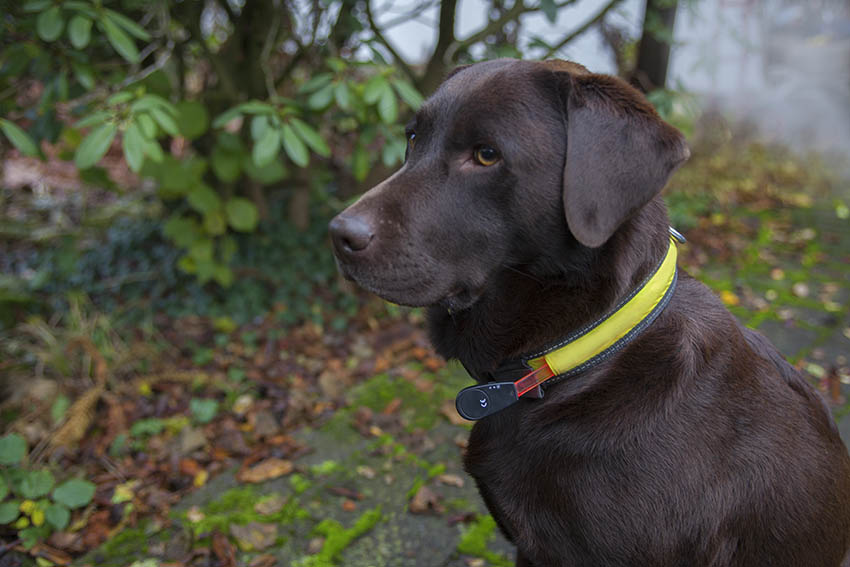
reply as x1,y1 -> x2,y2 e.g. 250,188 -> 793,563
212,530 -> 237,567
49,384 -> 104,451
436,473 -> 465,488
409,485 -> 444,515
237,458 -> 293,483
230,522 -> 278,551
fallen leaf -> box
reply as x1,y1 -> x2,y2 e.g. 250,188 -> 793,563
307,536 -> 325,554
342,499 -> 357,511
356,466 -> 376,479
254,493 -> 286,516
230,521 -> 278,551
381,398 -> 402,415
187,506 -> 205,523
212,530 -> 236,567
409,485 -> 443,515
237,458 -> 293,483
249,555 -> 278,567
436,473 -> 465,488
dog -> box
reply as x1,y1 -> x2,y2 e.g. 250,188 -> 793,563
329,59 -> 850,566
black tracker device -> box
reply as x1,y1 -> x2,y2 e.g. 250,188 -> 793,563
455,382 -> 520,420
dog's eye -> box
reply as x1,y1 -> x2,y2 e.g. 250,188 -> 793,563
474,146 -> 499,166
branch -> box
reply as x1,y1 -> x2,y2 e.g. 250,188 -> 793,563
446,0 -> 578,61
379,0 -> 440,31
542,0 -> 625,60
365,0 -> 418,84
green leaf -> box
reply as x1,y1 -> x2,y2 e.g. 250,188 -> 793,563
99,16 -> 139,63
242,158 -> 286,184
52,479 -> 96,509
298,73 -> 333,94
136,113 -> 157,138
189,238 -> 213,262
225,198 -> 259,232
363,74 -> 389,104
0,433 -> 27,465
377,86 -> 398,124
334,82 -> 352,111
0,476 -> 7,500
250,115 -> 269,141
190,398 -> 219,424
351,143 -> 369,182
71,61 -> 95,89
107,91 -> 134,105
175,101 -> 209,140
20,469 -> 54,499
142,136 -> 163,162
74,111 -> 110,129
237,100 -> 275,115
104,9 -> 150,41
211,107 -> 242,129
307,83 -> 334,110
50,395 -> 70,425
289,118 -> 330,157
539,0 -> 558,23
203,210 -> 226,235
187,184 -> 221,215
75,122 -> 117,169
149,107 -> 180,137
37,6 -> 64,42
68,15 -> 92,48
45,503 -> 70,530
210,145 -> 243,183
0,501 -> 20,524
252,127 -> 280,167
213,264 -> 234,287
0,119 -> 40,157
23,0 -> 51,12
280,124 -> 308,167
122,123 -> 145,172
391,79 -> 424,110
130,94 -> 177,115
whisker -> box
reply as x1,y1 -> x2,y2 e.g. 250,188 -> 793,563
503,263 -> 543,284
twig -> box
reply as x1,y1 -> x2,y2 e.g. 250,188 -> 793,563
260,9 -> 282,98
365,0 -> 418,85
445,0 -> 578,62
542,0 -> 626,59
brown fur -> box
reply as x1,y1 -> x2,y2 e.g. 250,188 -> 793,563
330,59 -> 850,566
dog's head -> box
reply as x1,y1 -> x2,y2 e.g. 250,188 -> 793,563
330,59 -> 688,310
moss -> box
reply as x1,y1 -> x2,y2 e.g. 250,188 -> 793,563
294,506 -> 383,567
310,460 -> 343,476
457,515 -> 512,567
182,486 -> 309,537
95,525 -> 152,558
290,473 -> 312,495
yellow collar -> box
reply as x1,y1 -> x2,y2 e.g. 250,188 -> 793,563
456,233 -> 681,420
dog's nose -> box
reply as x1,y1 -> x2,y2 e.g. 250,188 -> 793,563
329,213 -> 375,254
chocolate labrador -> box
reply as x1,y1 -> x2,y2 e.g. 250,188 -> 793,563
329,59 -> 850,566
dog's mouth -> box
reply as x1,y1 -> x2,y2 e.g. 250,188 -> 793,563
336,256 -> 484,311
437,285 -> 483,312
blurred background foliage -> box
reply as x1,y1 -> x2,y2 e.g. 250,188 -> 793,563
0,0 -> 848,563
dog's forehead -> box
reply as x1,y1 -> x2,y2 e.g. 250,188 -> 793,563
418,60 -> 542,126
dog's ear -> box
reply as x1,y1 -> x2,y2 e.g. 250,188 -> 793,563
551,69 -> 689,248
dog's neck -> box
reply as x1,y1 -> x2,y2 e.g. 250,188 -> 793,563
427,200 -> 671,378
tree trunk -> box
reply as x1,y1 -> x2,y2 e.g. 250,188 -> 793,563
631,0 -> 678,92
420,0 -> 459,94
